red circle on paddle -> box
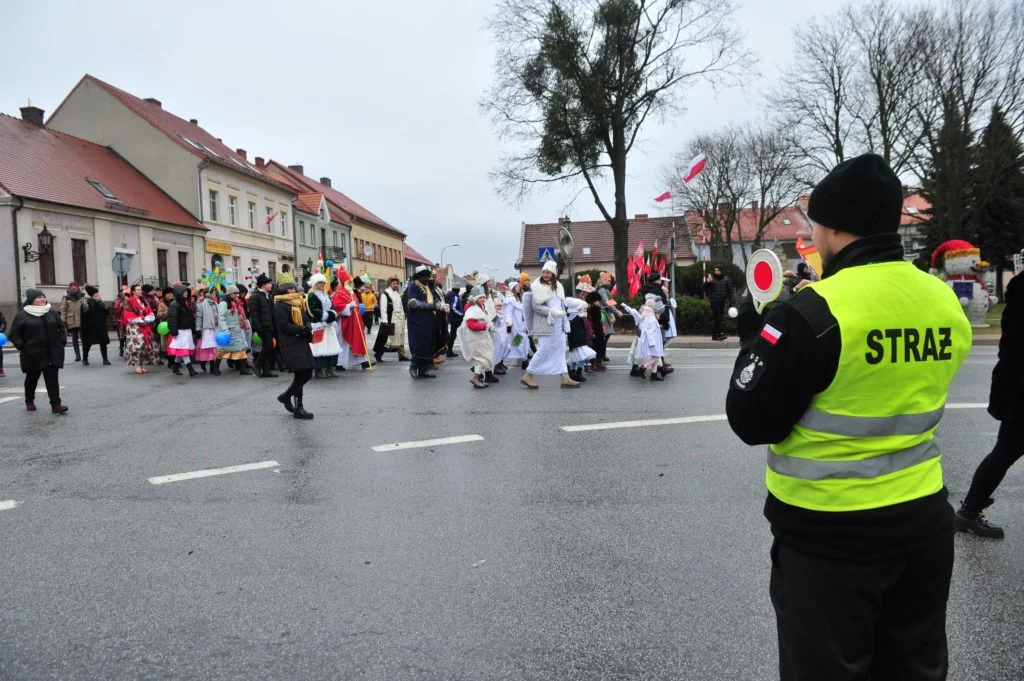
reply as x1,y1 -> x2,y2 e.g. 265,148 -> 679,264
753,260 -> 774,291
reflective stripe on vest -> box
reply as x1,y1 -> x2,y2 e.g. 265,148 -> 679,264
767,440 -> 940,481
766,260 -> 971,513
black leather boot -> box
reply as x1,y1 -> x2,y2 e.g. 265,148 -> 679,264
187,363 -> 198,378
293,397 -> 314,420
211,360 -> 222,376
277,391 -> 295,413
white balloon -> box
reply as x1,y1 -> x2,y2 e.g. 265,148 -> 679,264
728,307 -> 738,318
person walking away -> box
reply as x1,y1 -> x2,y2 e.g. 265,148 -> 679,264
167,285 -> 198,378
459,287 -> 497,388
0,308 -> 7,378
374,275 -> 407,362
247,275 -> 278,378
121,284 -> 157,374
60,281 -> 86,362
522,261 -> 577,389
306,273 -> 340,378
725,154 -> 971,681
406,266 -> 442,378
274,282 -> 315,420
955,269 -> 1024,538
8,289 -> 68,413
217,285 -> 252,375
80,286 -> 110,366
360,284 -> 377,336
705,264 -> 734,341
446,286 -> 464,358
194,288 -> 221,374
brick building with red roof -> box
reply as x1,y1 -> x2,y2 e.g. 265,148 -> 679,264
0,107 -> 205,317
46,75 -> 299,287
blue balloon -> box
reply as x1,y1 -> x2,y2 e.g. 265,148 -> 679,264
215,331 -> 231,346
359,304 -> 366,314
0,332 -> 7,346
214,260 -> 222,267
325,260 -> 334,268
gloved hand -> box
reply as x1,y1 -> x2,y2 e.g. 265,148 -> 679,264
550,309 -> 566,318
304,329 -> 313,342
326,310 -> 337,324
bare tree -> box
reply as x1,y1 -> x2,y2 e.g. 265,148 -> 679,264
768,14 -> 861,185
745,121 -> 803,251
483,0 -> 754,288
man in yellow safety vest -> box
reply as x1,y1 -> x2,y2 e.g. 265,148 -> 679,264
726,153 -> 971,680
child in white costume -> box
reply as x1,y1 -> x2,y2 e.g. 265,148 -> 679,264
502,282 -> 530,367
459,287 -> 497,389
622,294 -> 670,382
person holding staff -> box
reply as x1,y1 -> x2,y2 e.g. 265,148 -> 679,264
726,154 -> 971,681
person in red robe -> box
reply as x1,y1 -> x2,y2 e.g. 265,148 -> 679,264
331,268 -> 370,369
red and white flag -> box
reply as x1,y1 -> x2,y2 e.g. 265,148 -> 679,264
654,191 -> 672,203
682,153 -> 707,184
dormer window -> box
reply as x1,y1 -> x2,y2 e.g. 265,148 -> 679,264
88,179 -> 118,201
200,144 -> 221,158
178,134 -> 202,151
782,218 -> 792,225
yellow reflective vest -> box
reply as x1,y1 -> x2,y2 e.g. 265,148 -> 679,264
767,261 -> 972,512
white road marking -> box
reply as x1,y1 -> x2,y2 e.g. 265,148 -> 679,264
372,434 -> 485,452
0,396 -> 21,405
946,403 -> 988,409
0,500 -> 20,511
148,460 -> 280,485
561,415 -> 729,432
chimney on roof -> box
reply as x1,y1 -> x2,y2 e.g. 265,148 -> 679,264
255,157 -> 265,169
189,119 -> 198,125
20,106 -> 44,127
288,164 -> 304,175
320,177 -> 332,188
144,98 -> 162,108
634,213 -> 648,220
751,200 -> 759,213
236,149 -> 247,159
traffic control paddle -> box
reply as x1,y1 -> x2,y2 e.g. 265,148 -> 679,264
746,249 -> 784,314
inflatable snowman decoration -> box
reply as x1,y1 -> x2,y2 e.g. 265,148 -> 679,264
929,239 -> 996,327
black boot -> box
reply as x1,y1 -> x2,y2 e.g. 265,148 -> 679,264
325,366 -> 338,378
649,370 -> 665,382
293,397 -> 314,420
629,366 -> 644,378
200,361 -> 207,372
187,363 -> 198,378
575,368 -> 587,383
314,368 -> 326,379
955,500 -> 1005,539
172,361 -> 182,376
82,357 -> 90,366
211,359 -> 222,376
484,371 -> 500,384
101,349 -> 111,365
239,363 -> 253,376
277,391 -> 295,413
374,352 -> 385,363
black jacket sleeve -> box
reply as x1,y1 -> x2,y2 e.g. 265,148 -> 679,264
725,290 -> 841,445
989,273 -> 1024,420
0,311 -> 7,334
274,303 -> 309,338
167,301 -> 180,335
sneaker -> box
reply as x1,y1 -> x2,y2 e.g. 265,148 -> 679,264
0,369 -> 6,377
25,401 -> 36,412
955,506 -> 1005,539
51,403 -> 69,414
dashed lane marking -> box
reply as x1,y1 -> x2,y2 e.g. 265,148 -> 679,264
0,397 -> 20,406
0,500 -> 20,511
561,415 -> 729,432
149,460 -> 280,485
372,434 -> 485,452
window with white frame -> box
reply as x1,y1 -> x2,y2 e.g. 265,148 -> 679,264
228,195 -> 237,226
280,210 -> 287,236
248,201 -> 256,229
266,206 -> 273,233
208,189 -> 219,222
299,220 -> 305,245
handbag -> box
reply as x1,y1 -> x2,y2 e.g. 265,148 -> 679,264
381,322 -> 396,336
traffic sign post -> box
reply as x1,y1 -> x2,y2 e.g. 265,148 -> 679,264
112,253 -> 131,279
538,247 -> 556,264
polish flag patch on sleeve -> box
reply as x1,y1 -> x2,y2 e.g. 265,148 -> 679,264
760,323 -> 782,345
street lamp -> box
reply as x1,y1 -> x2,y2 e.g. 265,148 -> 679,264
23,224 -> 53,263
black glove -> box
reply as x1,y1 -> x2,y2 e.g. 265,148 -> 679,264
326,310 -> 337,324
304,329 -> 314,343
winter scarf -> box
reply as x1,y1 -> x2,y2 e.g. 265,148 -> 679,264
24,304 -> 52,317
276,292 -> 309,325
65,286 -> 85,301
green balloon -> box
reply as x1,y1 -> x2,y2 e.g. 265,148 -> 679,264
157,321 -> 169,336
252,332 -> 262,345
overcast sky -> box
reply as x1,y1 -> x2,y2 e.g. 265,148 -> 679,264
1,0 -> 916,280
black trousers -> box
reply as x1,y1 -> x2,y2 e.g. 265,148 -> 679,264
447,321 -> 461,353
710,302 -> 725,337
964,420 -> 1024,511
258,341 -> 277,373
770,537 -> 952,681
82,341 -> 108,362
592,331 -> 608,360
25,366 -> 61,405
362,312 -> 375,333
285,368 -> 312,399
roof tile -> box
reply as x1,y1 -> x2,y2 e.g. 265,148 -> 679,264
404,243 -> 432,265
0,113 -> 202,230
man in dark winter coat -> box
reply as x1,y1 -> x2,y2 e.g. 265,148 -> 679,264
8,289 -> 68,413
274,281 -> 315,420
704,264 -> 735,341
640,273 -> 670,329
956,271 -> 1024,538
80,285 -> 111,366
247,274 -> 278,377
445,287 -> 463,358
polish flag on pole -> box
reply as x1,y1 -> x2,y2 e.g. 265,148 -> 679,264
681,154 -> 707,184
654,191 -> 672,203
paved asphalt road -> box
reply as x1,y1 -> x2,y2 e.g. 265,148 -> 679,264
0,344 -> 1020,680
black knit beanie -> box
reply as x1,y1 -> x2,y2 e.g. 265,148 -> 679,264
808,153 -> 903,236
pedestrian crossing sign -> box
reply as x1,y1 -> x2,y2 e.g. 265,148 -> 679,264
538,247 -> 556,264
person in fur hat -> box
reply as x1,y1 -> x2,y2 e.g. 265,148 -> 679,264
459,287 -> 498,388
521,260 -> 578,389
306,273 -> 341,377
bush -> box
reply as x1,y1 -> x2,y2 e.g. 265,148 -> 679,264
674,261 -> 744,298
672,295 -> 737,335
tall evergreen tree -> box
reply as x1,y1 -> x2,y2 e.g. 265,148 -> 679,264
919,106 -> 973,254
969,105 -> 1024,301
